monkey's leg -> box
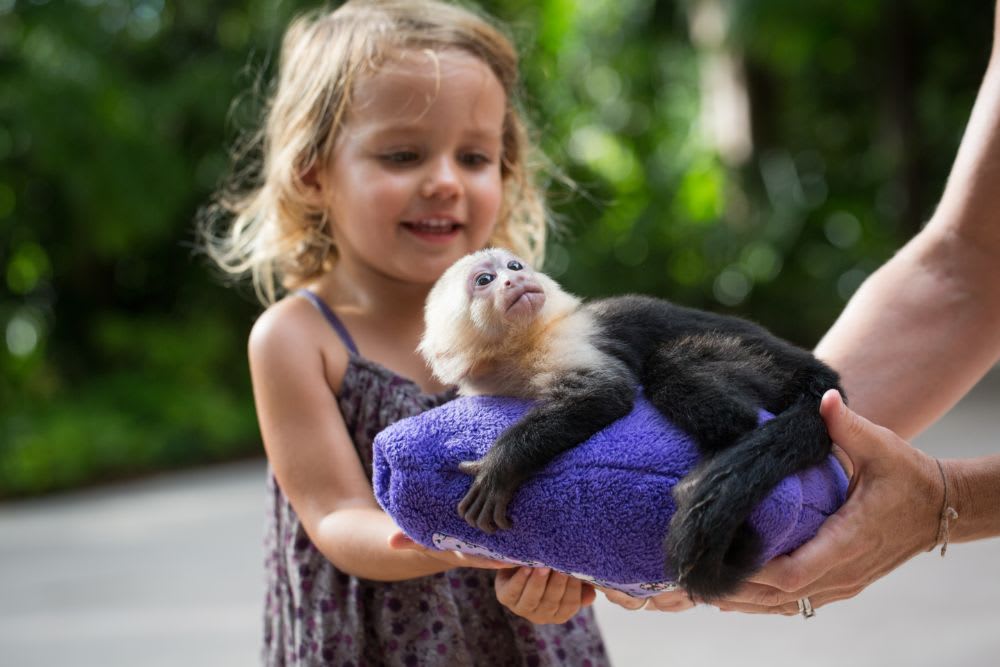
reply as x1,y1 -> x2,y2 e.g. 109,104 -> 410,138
665,393 -> 833,599
641,337 -> 768,455
458,368 -> 635,533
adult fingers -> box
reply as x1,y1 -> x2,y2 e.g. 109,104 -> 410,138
820,389 -> 894,468
715,583 -> 864,616
740,509 -> 860,600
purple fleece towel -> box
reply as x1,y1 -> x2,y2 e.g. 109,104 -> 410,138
373,394 -> 848,597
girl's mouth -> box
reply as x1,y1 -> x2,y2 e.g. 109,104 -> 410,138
402,219 -> 463,242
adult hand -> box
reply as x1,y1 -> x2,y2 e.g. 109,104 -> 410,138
387,531 -> 509,570
495,567 -> 596,624
715,389 -> 944,615
602,587 -> 695,612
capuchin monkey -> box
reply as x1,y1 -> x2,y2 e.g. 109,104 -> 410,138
418,248 -> 842,599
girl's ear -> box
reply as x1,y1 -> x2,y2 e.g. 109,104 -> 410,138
299,163 -> 326,207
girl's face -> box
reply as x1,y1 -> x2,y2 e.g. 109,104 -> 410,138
316,49 -> 507,288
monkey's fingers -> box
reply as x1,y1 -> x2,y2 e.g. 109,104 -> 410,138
492,493 -> 513,531
458,459 -> 485,476
457,486 -> 479,519
458,484 -> 497,534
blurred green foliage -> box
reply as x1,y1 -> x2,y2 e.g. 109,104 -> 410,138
0,0 -> 993,496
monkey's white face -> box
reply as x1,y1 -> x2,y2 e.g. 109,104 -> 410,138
420,248 -> 554,385
466,250 -> 546,323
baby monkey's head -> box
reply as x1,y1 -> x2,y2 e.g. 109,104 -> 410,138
420,248 -> 573,386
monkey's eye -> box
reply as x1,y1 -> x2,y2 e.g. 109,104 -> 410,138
474,272 -> 495,287
506,260 -> 523,271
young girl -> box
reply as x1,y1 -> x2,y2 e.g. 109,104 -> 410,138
202,1 -> 610,664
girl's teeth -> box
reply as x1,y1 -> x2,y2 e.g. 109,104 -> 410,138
410,220 -> 456,231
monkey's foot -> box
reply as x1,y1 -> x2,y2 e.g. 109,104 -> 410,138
665,468 -> 762,599
457,459 -> 516,533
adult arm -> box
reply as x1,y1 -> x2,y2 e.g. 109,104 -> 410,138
815,20 -> 1000,438
704,4 -> 1000,614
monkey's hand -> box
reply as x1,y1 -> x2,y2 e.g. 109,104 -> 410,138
457,458 -> 519,533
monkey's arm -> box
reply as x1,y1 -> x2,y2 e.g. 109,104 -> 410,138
458,367 -> 636,533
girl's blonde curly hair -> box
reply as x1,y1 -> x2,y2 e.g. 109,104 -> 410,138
200,0 -> 549,304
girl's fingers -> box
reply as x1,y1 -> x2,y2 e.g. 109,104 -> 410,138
644,589 -> 695,612
549,574 -> 577,617
601,588 -> 646,610
387,531 -> 419,550
388,531 -> 508,569
519,567 -> 553,610
580,582 -> 597,607
495,567 -> 529,607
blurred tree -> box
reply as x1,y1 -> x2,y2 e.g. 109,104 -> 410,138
490,0 -> 992,341
0,0 -> 993,495
0,0 -> 315,495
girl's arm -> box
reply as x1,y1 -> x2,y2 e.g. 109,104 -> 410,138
248,297 -> 502,581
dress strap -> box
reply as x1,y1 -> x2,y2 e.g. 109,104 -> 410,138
296,289 -> 360,355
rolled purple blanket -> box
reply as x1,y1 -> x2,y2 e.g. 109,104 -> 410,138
373,394 -> 848,597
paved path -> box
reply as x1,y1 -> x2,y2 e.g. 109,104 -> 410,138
3,375 -> 999,666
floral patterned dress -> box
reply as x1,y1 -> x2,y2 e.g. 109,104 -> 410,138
261,292 -> 610,666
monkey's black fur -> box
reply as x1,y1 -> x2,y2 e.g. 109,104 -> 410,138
464,294 -> 841,600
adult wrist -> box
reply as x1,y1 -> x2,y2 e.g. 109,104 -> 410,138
938,456 -> 1000,544
928,458 -> 960,555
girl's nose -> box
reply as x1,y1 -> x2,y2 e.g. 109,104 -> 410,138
420,158 -> 462,200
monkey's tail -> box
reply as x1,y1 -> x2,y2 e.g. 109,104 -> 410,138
664,395 -> 832,600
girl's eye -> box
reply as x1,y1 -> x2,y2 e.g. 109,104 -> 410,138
460,152 -> 492,167
381,151 -> 420,164
474,273 -> 495,287
507,260 -> 523,271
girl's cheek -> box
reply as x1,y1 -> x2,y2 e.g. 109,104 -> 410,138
473,171 -> 503,202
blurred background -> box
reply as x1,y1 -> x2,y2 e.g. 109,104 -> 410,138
3,1 -> 1000,665
1,0 -> 994,497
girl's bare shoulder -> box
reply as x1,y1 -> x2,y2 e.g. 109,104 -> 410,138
248,294 -> 351,393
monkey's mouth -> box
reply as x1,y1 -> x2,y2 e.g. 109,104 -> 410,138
504,285 -> 545,317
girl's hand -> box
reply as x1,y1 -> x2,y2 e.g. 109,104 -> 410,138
602,587 -> 695,612
387,531 -> 509,570
495,567 -> 596,624
713,390 -> 942,615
